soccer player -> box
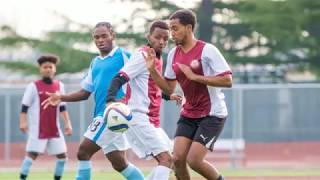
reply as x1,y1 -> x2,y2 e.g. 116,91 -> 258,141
143,9 -> 232,180
106,20 -> 179,180
42,22 -> 144,180
19,54 -> 73,180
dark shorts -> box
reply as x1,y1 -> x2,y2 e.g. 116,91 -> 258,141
175,115 -> 226,151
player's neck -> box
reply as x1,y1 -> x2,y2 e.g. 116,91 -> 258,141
180,36 -> 197,53
41,77 -> 53,84
100,51 -> 110,58
99,47 -> 114,58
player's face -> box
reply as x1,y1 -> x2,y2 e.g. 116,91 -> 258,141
39,62 -> 56,78
169,18 -> 191,45
147,27 -> 169,54
92,26 -> 115,54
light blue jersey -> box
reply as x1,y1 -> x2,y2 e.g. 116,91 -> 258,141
81,47 -> 130,118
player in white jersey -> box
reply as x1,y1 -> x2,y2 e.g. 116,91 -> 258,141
144,9 -> 232,180
106,20 -> 181,180
42,22 -> 144,180
19,55 -> 72,180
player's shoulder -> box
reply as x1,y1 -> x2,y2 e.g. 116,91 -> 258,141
203,42 -> 219,52
132,47 -> 146,59
167,46 -> 178,61
118,47 -> 131,58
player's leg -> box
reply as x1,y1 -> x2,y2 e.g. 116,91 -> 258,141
125,113 -> 172,180
100,125 -> 144,180
186,116 -> 226,180
146,128 -> 173,180
19,152 -> 39,180
75,137 -> 101,180
172,137 -> 192,180
106,150 -> 144,180
172,116 -> 199,180
75,117 -> 107,180
147,151 -> 172,180
20,137 -> 46,180
47,132 -> 68,180
54,153 -> 67,180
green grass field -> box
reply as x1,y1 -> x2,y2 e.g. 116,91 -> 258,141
1,168 -> 320,180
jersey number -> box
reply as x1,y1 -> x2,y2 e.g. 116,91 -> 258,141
90,119 -> 101,132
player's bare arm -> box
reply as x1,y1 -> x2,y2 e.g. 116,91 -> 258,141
60,111 -> 72,136
178,63 -> 232,88
143,46 -> 177,94
19,112 -> 28,133
42,89 -> 91,109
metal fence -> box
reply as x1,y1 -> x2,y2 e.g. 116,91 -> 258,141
1,83 -> 320,167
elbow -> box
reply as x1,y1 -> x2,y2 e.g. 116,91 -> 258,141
226,82 -> 232,88
225,76 -> 233,88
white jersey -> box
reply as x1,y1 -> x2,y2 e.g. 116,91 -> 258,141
119,46 -> 162,127
22,81 -> 66,139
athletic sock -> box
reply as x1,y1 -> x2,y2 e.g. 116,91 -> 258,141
147,165 -> 171,180
75,160 -> 91,180
120,163 -> 145,180
54,158 -> 66,179
20,156 -> 33,179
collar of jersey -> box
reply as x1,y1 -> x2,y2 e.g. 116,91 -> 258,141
97,46 -> 119,60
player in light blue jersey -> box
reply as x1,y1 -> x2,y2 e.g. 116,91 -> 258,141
43,22 -> 144,180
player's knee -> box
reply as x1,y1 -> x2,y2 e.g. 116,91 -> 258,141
27,152 -> 39,160
77,148 -> 90,160
110,159 -> 128,172
56,153 -> 67,159
156,152 -> 172,168
173,154 -> 186,167
107,151 -> 128,172
186,155 -> 201,170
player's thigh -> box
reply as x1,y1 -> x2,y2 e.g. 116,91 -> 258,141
187,141 -> 208,163
193,116 -> 226,151
26,136 -> 47,154
47,135 -> 67,155
125,122 -> 170,160
84,116 -> 130,155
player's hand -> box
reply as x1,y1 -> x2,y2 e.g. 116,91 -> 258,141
142,47 -> 157,72
41,92 -> 61,109
177,63 -> 197,81
170,94 -> 183,106
64,126 -> 72,136
19,119 -> 28,133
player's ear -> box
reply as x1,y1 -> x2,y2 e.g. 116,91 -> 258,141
111,31 -> 116,40
146,34 -> 151,44
186,24 -> 193,32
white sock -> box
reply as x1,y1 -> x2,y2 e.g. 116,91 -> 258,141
147,165 -> 171,180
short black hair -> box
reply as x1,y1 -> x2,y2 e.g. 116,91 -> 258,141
37,54 -> 59,65
169,9 -> 197,30
94,22 -> 114,33
149,20 -> 169,34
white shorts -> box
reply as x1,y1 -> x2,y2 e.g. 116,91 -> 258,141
84,116 -> 130,154
125,112 -> 172,160
26,132 -> 67,155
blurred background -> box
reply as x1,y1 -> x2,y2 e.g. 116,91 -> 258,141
1,0 -> 320,179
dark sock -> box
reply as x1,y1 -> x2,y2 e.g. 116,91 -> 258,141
217,175 -> 224,180
20,174 -> 27,180
54,175 -> 61,180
